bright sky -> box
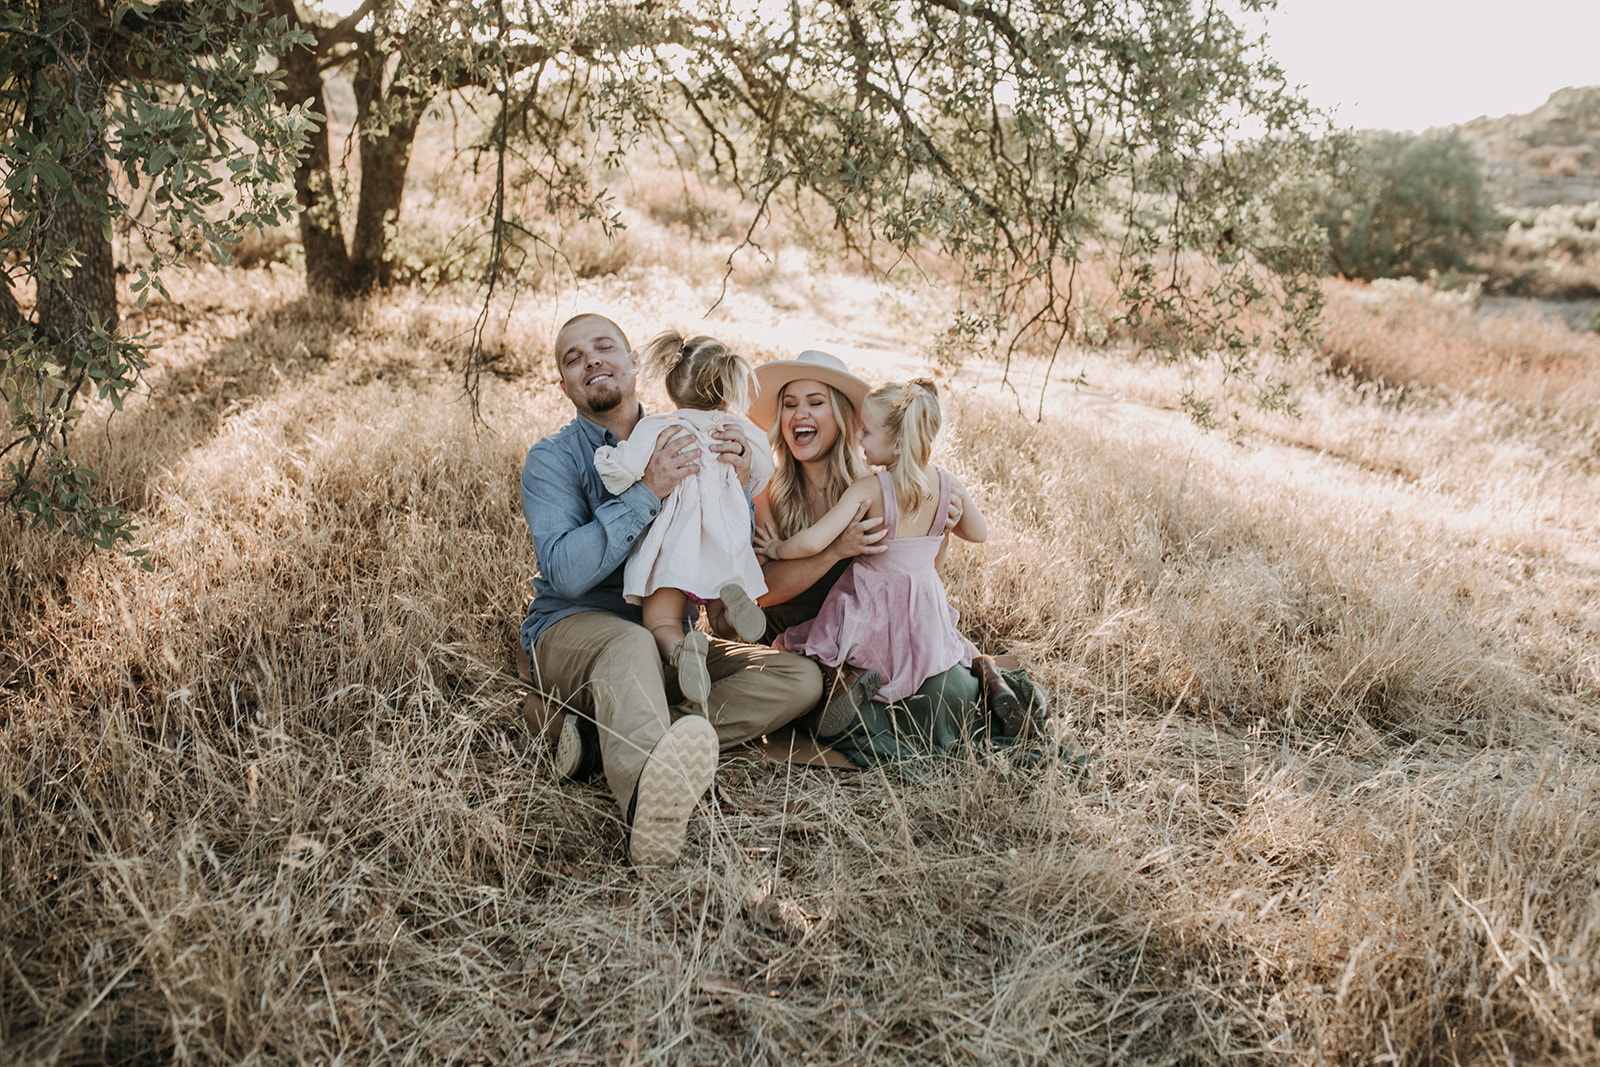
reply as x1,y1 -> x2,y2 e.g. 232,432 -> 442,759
1253,1 -> 1600,133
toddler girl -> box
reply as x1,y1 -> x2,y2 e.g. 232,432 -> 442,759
594,332 -> 772,709
754,379 -> 987,734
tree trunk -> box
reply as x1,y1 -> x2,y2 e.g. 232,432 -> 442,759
266,0 -> 353,295
0,271 -> 20,332
36,161 -> 119,340
349,113 -> 420,291
349,44 -> 425,292
35,35 -> 119,343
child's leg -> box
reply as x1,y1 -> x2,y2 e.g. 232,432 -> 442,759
643,589 -> 710,706
642,589 -> 688,660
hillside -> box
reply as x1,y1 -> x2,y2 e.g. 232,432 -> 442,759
1459,86 -> 1600,205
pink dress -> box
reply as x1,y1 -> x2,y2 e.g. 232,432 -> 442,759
594,409 -> 772,604
779,468 -> 974,702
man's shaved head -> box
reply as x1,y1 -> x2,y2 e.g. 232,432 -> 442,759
552,313 -> 637,419
553,314 -> 630,365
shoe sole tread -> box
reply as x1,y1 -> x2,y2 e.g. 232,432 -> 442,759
554,718 -> 583,778
628,716 -> 718,868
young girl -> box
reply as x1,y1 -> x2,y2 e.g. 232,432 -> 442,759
594,332 -> 773,709
754,379 -> 987,733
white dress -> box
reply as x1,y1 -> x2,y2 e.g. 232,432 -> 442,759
595,409 -> 773,604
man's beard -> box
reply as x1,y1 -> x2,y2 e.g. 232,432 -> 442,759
587,384 -> 623,413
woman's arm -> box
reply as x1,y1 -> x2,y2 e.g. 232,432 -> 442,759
752,488 -> 885,607
755,479 -> 876,560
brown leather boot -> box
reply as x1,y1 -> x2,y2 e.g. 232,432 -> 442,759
814,661 -> 883,739
973,654 -> 1026,736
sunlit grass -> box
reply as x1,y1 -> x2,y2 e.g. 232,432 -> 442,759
3,250 -> 1599,1063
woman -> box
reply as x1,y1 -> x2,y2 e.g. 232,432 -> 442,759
737,350 -> 1043,768
747,351 -> 876,638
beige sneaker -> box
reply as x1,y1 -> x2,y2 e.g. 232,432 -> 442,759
553,716 -> 584,778
627,715 -> 718,868
670,631 -> 711,706
718,582 -> 768,643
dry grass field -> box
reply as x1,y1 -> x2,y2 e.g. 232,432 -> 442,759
3,219 -> 1600,1065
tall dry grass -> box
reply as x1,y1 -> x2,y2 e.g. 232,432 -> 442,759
1046,276 -> 1600,541
3,262 -> 1600,1064
1317,280 -> 1600,422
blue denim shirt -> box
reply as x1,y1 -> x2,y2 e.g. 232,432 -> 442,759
519,409 -> 663,651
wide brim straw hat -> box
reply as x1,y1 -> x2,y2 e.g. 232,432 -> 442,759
749,350 -> 872,430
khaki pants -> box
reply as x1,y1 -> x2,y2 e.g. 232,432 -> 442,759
529,612 -> 822,812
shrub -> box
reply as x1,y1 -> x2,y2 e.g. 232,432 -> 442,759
1317,130 -> 1494,281
1479,201 -> 1600,298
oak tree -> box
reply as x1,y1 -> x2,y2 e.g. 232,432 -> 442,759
1,0 -> 311,546
4,0 -> 1331,544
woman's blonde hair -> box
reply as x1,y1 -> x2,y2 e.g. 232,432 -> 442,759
865,378 -> 940,512
765,381 -> 869,539
639,331 -> 752,413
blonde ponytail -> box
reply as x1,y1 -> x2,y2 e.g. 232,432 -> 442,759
865,378 -> 940,511
640,331 -> 753,413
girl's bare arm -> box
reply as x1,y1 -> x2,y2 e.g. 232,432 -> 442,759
949,478 -> 987,543
756,502 -> 885,606
754,480 -> 877,559
751,489 -> 884,606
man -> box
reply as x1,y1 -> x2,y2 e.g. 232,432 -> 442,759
519,313 -> 823,868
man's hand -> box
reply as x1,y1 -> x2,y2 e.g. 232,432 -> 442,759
709,421 -> 753,488
944,491 -> 964,533
831,498 -> 887,559
641,427 -> 699,501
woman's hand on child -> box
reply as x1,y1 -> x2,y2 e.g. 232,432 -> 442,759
642,426 -> 699,501
832,498 -> 887,559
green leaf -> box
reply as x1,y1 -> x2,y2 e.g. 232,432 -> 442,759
36,160 -> 71,190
